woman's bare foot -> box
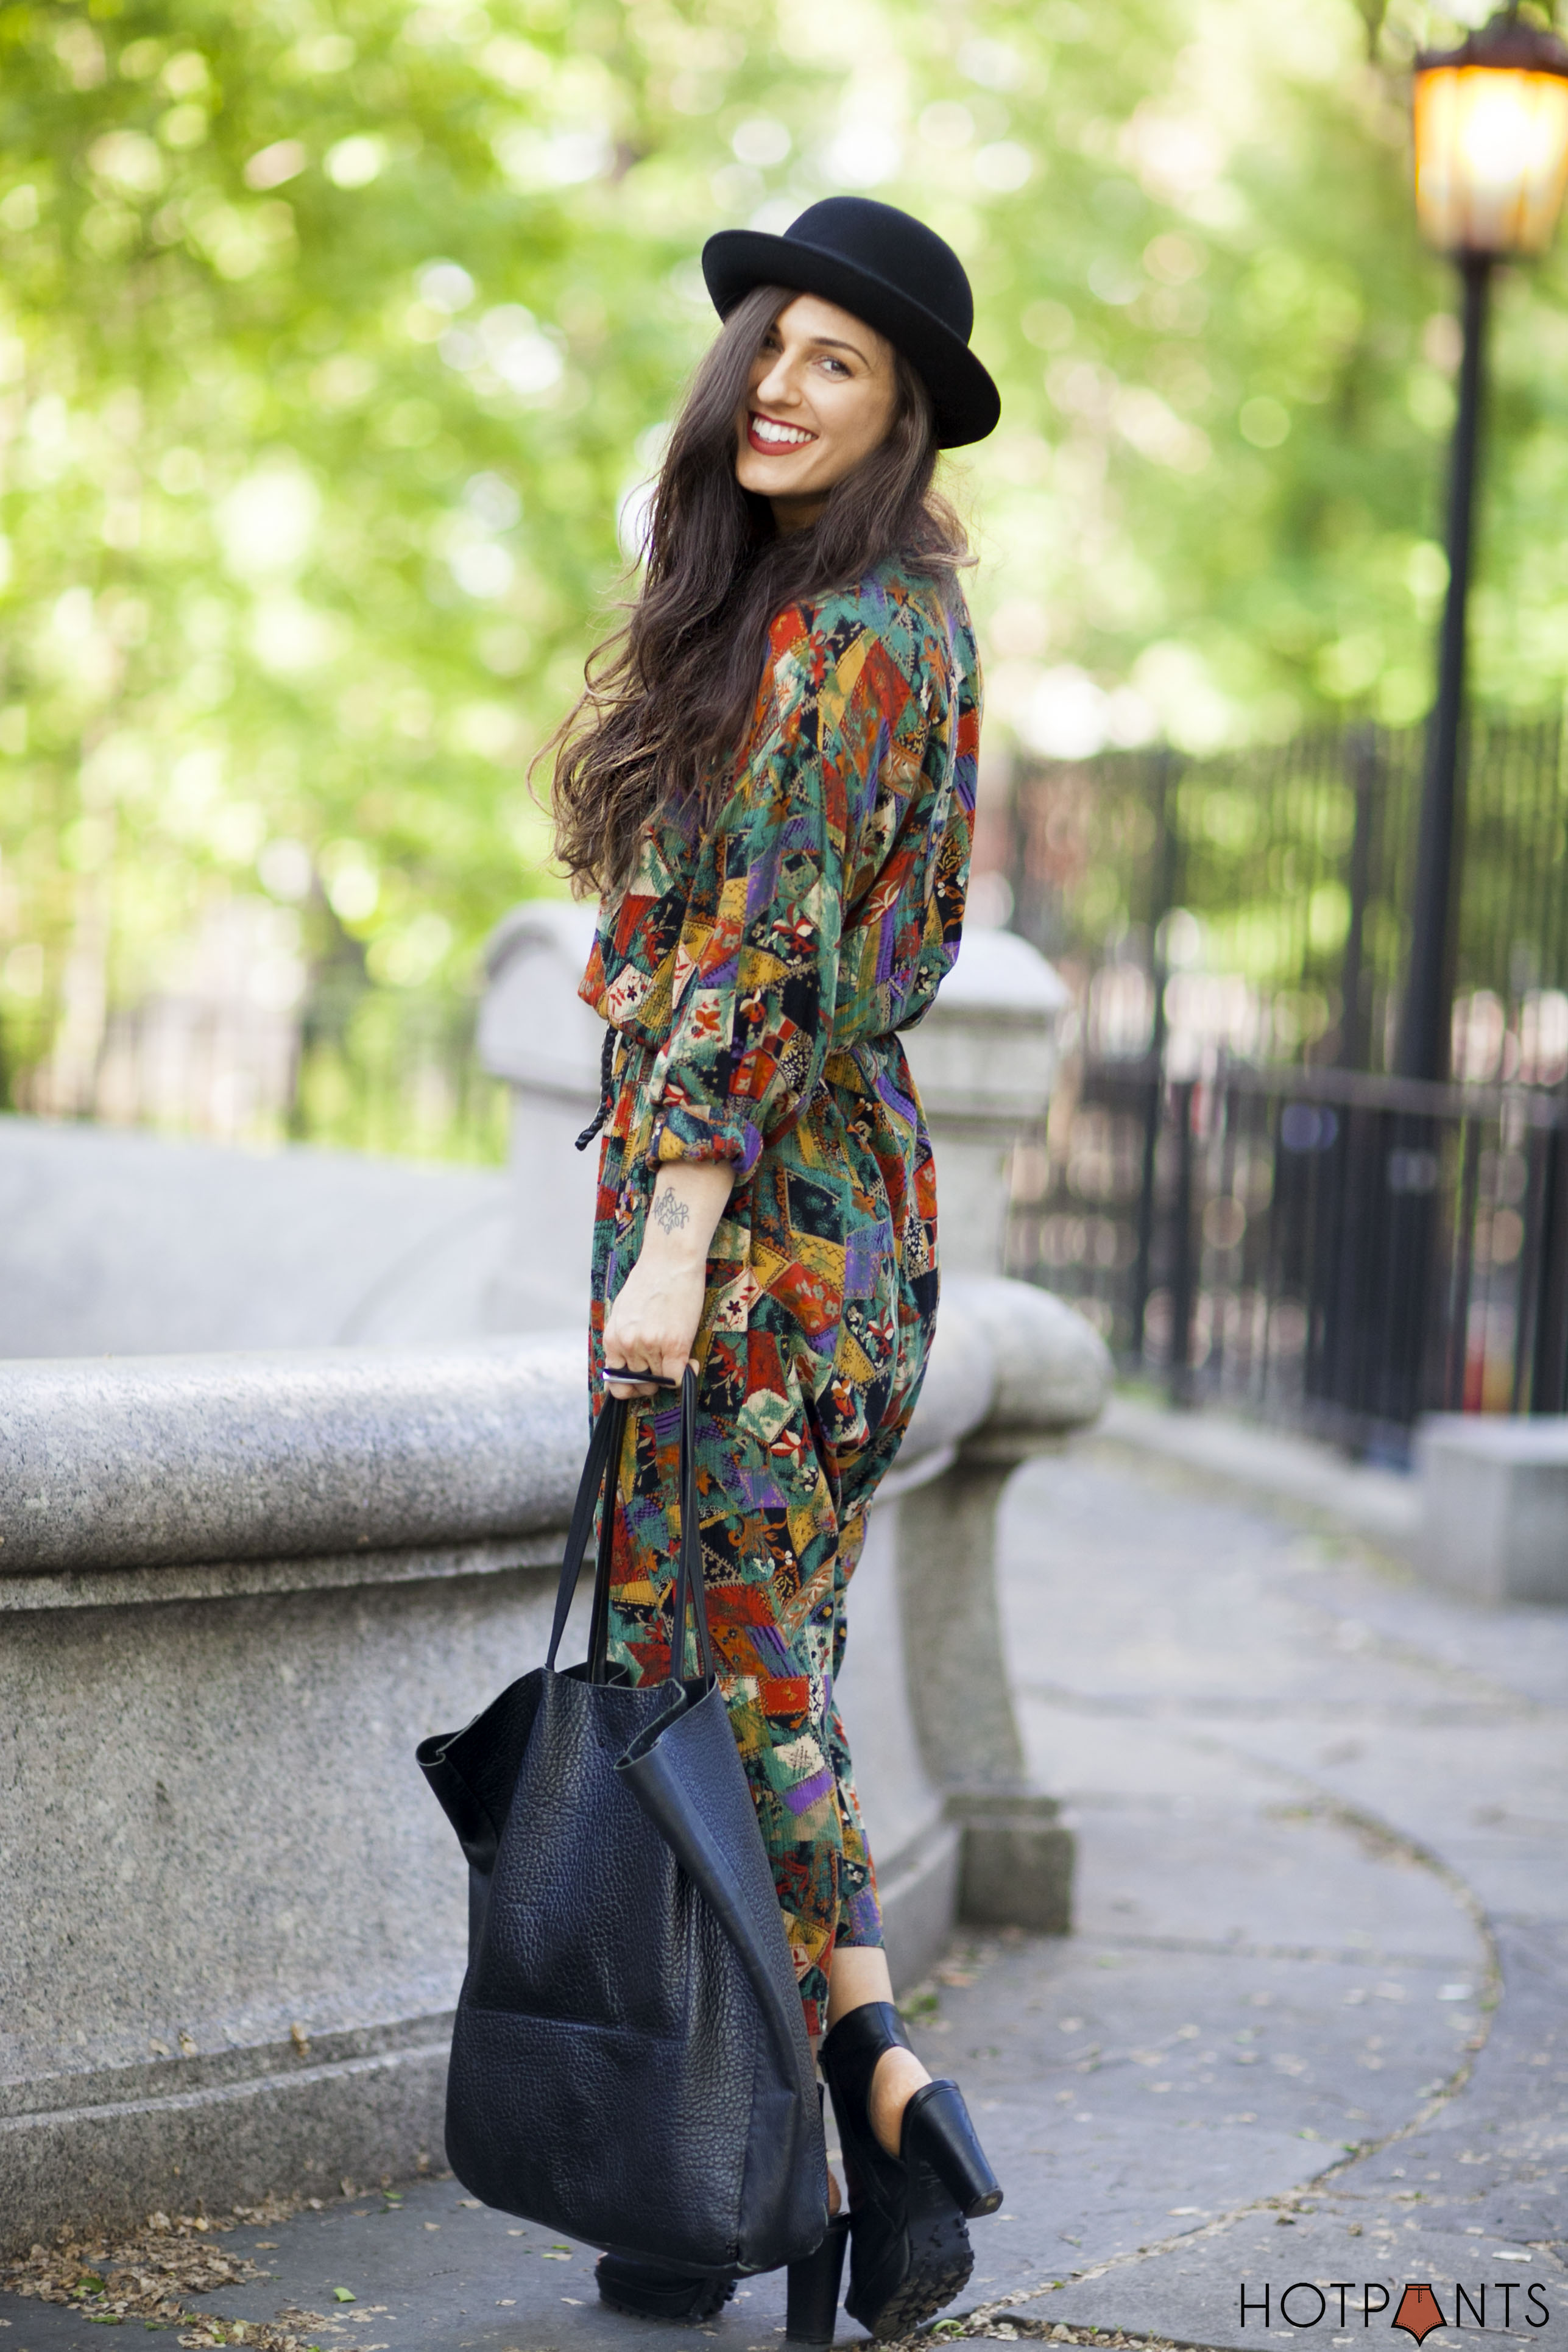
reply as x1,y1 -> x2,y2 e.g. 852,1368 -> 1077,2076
869,2043 -> 930,2156
824,1947 -> 933,2161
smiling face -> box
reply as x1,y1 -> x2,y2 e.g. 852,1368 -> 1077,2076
733,292 -> 900,531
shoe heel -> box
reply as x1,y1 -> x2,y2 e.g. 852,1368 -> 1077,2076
905,2082 -> 1003,2219
786,2213 -> 849,2345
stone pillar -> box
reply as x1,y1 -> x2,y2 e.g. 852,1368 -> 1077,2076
899,929 -> 1084,1938
897,1278 -> 1109,1939
476,902 -> 604,1331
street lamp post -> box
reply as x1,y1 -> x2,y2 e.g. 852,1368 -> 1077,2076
1399,9 -> 1568,1081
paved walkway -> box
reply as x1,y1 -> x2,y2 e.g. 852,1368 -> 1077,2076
5,1419 -> 1566,2352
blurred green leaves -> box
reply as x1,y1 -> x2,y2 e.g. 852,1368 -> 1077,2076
1,0 -> 1566,1145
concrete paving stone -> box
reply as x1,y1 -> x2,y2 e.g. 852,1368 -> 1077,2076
1019,2209 -> 1567,2352
1274,1557 -> 1568,1715
1067,1803 -> 1481,1963
1010,1913 -> 1568,2352
986,1440 -> 1567,2352
1210,1725 -> 1568,1927
911,1929 -> 1479,2278
1010,1709 -> 1289,1810
1095,1400 -> 1419,1552
1005,1458 -> 1453,1722
0,2178 -> 746,2352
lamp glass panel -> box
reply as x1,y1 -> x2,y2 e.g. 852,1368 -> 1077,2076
1414,66 -> 1568,255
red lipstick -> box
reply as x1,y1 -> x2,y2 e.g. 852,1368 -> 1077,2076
746,411 -> 817,455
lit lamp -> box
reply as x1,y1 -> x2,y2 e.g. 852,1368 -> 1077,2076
1397,12 -> 1568,1081
1414,18 -> 1568,257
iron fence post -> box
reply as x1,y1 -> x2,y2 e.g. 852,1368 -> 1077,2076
1130,747 -> 1180,1361
1530,1120 -> 1568,1412
1169,1077 -> 1198,1408
1327,1101 -> 1372,1422
1340,724 -> 1379,1074
1446,1115 -> 1483,1411
1513,1125 -> 1548,1413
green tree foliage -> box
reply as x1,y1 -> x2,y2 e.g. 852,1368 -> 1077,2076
963,1 -> 1568,757
0,0 -> 1559,1144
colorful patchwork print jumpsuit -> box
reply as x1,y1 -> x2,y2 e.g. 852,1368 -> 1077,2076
579,558 -> 980,2034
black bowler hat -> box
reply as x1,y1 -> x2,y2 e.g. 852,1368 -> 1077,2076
702,196 -> 1000,449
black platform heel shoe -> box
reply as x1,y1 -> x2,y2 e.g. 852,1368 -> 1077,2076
595,2251 -> 737,2321
785,2211 -> 850,2344
819,2000 -> 1003,2342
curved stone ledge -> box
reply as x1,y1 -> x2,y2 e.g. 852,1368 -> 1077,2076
0,1332 -> 585,1573
0,1536 -> 563,1611
0,1282 -> 1106,1584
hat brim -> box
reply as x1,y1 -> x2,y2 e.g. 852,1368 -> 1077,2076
702,229 -> 1000,450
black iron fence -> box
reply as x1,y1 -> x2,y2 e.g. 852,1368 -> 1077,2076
1005,718 -> 1568,1084
1009,1056 -> 1568,1460
1000,715 -> 1568,1455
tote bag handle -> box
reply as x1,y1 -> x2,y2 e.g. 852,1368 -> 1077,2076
545,1368 -> 713,1687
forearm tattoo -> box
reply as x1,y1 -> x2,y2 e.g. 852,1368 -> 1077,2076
652,1190 -> 691,1235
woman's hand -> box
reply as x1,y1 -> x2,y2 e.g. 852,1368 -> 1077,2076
603,1161 -> 735,1397
602,1251 -> 708,1394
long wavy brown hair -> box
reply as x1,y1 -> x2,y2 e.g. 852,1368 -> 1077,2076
546,282 -> 969,897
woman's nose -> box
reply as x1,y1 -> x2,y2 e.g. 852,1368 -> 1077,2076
753,353 -> 800,408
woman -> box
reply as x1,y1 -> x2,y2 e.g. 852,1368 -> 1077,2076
549,196 -> 1003,2342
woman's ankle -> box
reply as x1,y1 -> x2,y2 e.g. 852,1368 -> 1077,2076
868,2043 -> 930,2157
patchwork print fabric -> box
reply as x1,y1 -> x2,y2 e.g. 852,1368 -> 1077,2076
579,559 -> 980,2032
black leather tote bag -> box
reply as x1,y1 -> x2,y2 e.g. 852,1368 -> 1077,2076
417,1369 -> 827,2273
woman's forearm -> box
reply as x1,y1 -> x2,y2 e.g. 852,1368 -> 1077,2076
643,1160 -> 735,1267
601,1159 -> 736,1392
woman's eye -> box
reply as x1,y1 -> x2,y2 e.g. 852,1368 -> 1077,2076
819,356 -> 849,376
